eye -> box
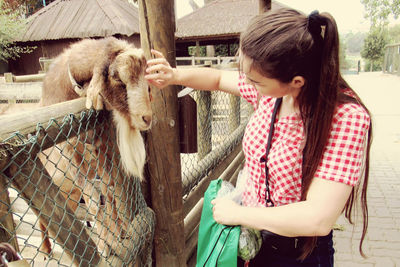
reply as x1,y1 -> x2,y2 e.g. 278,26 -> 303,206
245,77 -> 252,85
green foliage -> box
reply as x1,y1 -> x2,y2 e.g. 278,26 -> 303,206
388,24 -> 400,43
361,28 -> 388,61
4,0 -> 43,15
188,44 -> 239,57
342,32 -> 367,54
361,0 -> 399,27
0,0 -> 36,62
188,46 -> 206,56
364,60 -> 382,71
339,37 -> 350,69
361,27 -> 388,71
214,44 -> 239,56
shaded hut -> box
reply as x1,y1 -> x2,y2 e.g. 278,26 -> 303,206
175,0 -> 287,57
9,0 -> 140,75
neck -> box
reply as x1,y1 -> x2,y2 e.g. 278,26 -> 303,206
280,94 -> 300,118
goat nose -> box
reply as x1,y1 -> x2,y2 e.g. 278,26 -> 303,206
142,115 -> 152,126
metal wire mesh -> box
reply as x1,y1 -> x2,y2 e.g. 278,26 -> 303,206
180,69 -> 253,197
0,109 -> 155,266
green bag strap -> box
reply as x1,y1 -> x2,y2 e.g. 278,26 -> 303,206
203,225 -> 234,267
215,226 -> 235,263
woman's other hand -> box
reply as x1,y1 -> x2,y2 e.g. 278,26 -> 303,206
145,49 -> 176,89
211,198 -> 242,226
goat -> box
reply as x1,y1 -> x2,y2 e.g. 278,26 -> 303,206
38,37 -> 153,265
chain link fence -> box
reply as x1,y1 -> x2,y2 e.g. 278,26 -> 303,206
0,107 -> 154,266
180,66 -> 252,198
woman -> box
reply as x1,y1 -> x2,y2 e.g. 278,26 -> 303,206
145,8 -> 372,267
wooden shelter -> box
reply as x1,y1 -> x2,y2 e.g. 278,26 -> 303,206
175,0 -> 288,56
8,0 -> 141,75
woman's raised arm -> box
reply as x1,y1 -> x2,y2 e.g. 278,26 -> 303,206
145,49 -> 240,96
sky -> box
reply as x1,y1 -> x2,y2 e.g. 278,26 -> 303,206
175,0 -> 399,34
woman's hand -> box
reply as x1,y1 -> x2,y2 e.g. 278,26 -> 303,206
145,49 -> 176,89
211,198 -> 242,226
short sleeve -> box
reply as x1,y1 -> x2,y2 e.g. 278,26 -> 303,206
314,104 -> 370,186
238,74 -> 258,109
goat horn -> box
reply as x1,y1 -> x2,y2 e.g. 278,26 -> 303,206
67,63 -> 86,96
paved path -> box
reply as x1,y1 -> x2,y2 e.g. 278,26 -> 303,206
334,72 -> 400,266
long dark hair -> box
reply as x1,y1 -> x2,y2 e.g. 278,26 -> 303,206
240,8 -> 372,260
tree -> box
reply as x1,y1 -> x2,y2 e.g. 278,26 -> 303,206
0,1 -> 36,62
388,24 -> 400,43
343,32 -> 367,54
361,0 -> 399,27
339,37 -> 350,69
3,0 -> 58,16
361,27 -> 388,71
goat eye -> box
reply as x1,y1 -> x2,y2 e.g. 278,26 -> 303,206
148,87 -> 153,102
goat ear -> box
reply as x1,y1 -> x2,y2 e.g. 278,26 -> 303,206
109,63 -> 116,78
108,60 -> 119,80
110,49 -> 124,61
129,54 -> 146,76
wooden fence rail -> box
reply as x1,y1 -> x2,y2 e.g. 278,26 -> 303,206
0,83 -> 42,102
4,73 -> 45,83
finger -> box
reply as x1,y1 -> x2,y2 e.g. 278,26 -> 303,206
146,71 -> 172,82
147,79 -> 164,88
146,58 -> 169,67
146,64 -> 170,74
151,49 -> 165,58
144,73 -> 165,81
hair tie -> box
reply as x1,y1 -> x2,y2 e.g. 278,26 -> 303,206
307,10 -> 324,39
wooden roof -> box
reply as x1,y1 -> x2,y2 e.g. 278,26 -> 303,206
176,0 -> 288,41
18,0 -> 140,42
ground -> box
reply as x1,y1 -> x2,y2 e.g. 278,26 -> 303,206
334,72 -> 400,266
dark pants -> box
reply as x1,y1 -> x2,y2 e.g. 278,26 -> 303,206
238,231 -> 334,267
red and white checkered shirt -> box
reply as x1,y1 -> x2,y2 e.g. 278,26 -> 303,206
238,75 -> 370,207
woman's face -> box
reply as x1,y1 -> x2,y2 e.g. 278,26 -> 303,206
241,54 -> 295,98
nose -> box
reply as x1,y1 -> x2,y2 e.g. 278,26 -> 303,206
142,115 -> 152,126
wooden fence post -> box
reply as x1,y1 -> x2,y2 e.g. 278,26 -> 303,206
228,95 -> 240,133
0,178 -> 19,252
4,73 -> 13,83
383,47 -> 388,73
138,0 -> 186,266
396,45 -> 400,76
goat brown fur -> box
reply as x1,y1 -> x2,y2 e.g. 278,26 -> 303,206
38,37 -> 153,264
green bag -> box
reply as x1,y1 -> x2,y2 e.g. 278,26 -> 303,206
196,179 -> 240,267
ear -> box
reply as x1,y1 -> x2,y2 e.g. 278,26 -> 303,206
108,60 -> 118,79
290,76 -> 305,89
